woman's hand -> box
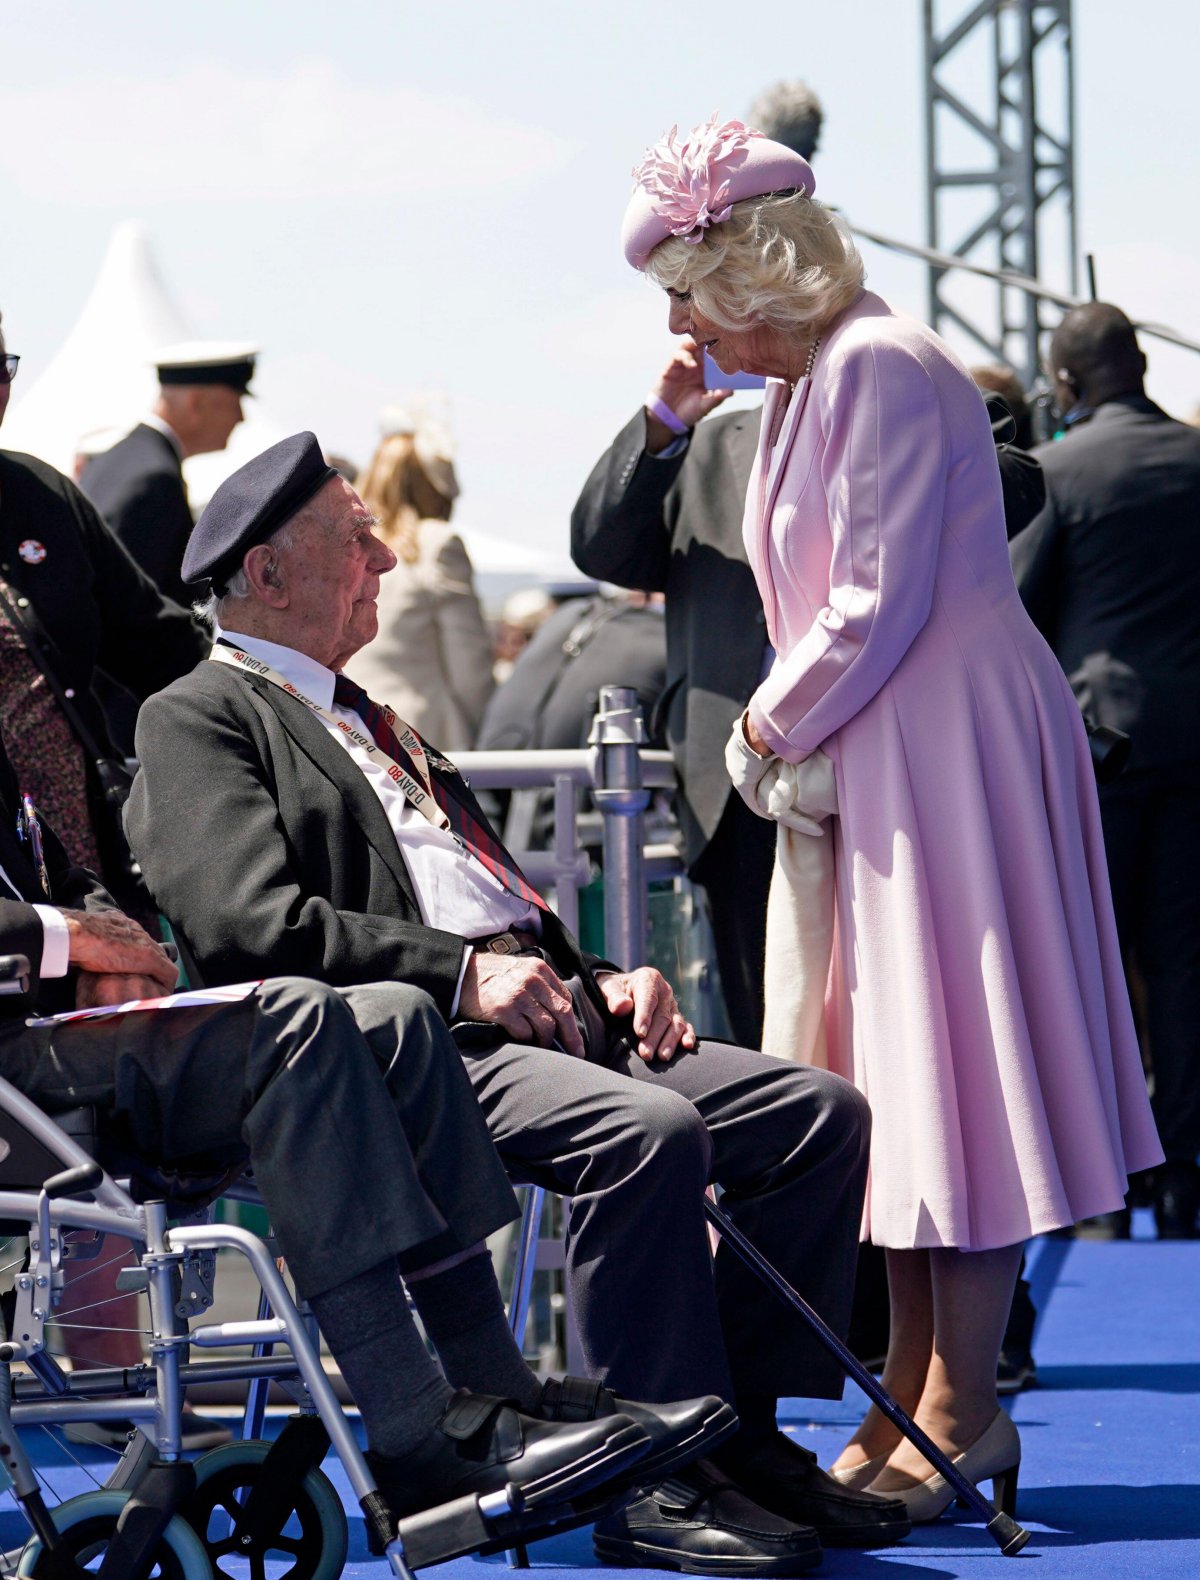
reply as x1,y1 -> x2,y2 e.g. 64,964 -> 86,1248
741,710 -> 772,758
644,340 -> 732,452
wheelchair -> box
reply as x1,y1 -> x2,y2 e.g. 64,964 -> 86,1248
0,956 -> 630,1579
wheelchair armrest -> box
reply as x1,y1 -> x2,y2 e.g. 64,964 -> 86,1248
0,955 -> 31,997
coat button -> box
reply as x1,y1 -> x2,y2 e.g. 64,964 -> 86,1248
16,597 -> 30,609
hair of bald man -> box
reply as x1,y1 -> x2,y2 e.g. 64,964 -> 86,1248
193,514 -> 304,626
1049,302 -> 1145,398
747,79 -> 824,161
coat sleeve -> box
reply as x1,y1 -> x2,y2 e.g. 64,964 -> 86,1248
997,444 -> 1046,540
747,336 -> 949,759
429,532 -> 495,743
126,684 -> 468,1014
1008,479 -> 1065,643
69,478 -> 208,696
570,410 -> 677,591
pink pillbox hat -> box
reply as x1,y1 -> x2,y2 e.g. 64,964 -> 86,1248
622,114 -> 815,270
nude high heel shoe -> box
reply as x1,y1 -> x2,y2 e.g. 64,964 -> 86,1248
866,1409 -> 1020,1524
830,1453 -> 889,1490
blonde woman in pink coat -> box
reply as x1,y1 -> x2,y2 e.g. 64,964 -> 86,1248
622,116 -> 1162,1521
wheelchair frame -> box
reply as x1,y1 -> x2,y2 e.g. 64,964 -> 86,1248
0,1055 -> 611,1578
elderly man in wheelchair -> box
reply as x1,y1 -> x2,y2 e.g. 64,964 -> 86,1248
0,732 -> 738,1578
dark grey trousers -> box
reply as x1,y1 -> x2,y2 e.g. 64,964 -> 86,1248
1,978 -> 519,1300
459,1029 -> 870,1406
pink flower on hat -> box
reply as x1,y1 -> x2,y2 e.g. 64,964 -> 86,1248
632,114 -> 765,246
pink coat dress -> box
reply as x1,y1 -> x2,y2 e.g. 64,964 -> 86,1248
745,290 -> 1162,1250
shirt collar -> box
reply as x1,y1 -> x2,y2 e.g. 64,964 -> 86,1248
142,411 -> 185,460
214,624 -> 337,710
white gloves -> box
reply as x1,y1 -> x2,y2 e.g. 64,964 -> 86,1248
724,719 -> 838,834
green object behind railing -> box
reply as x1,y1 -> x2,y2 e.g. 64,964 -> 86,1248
578,876 -> 731,1040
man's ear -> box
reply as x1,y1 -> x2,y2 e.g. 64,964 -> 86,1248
242,544 -> 288,606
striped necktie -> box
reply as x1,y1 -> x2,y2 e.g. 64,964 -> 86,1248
333,674 -> 545,910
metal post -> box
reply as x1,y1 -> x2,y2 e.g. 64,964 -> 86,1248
923,0 -> 1076,387
551,774 -> 581,938
589,687 -> 650,969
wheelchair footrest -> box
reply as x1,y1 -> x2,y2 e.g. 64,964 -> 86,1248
382,1480 -> 636,1569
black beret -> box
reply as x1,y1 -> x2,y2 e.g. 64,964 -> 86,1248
183,432 -> 337,588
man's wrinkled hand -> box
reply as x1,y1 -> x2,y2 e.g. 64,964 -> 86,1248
75,972 -> 172,1011
598,967 -> 696,1063
458,952 -> 585,1058
63,911 -> 178,995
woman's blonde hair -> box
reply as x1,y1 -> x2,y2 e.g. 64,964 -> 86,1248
644,191 -> 864,338
356,433 -> 454,564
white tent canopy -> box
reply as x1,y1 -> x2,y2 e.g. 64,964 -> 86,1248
2,222 -> 285,508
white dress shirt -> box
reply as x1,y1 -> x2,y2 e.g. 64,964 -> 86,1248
0,861 -> 69,979
215,628 -> 538,951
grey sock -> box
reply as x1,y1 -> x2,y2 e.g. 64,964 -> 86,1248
308,1259 -> 453,1457
407,1248 -> 542,1412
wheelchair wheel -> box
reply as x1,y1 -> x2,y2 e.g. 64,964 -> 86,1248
188,1439 -> 348,1580
16,1488 -> 216,1577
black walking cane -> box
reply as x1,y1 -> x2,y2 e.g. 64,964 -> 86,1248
702,1198 -> 1030,1556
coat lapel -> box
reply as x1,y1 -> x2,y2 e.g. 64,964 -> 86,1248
250,676 -> 419,904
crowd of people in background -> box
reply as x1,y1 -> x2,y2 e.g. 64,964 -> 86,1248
0,75 -> 1197,1568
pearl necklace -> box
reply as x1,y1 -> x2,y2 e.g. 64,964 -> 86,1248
803,336 -> 821,379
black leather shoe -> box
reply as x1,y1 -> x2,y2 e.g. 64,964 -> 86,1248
714,1431 -> 911,1549
593,1459 -> 822,1575
367,1389 -> 651,1523
996,1344 -> 1038,1395
1155,1164 -> 1200,1240
1076,1205 -> 1131,1240
538,1375 -> 738,1485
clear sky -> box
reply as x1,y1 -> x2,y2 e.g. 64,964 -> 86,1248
2,0 -> 1197,557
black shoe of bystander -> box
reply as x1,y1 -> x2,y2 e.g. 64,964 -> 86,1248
1154,1163 -> 1200,1240
594,1458 -> 823,1576
713,1430 -> 912,1550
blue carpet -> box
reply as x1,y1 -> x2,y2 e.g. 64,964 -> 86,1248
12,1212 -> 1200,1576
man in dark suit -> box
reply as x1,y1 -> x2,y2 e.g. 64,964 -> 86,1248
0,729 -> 672,1538
127,433 -> 911,1569
572,342 -> 772,1047
81,342 -> 256,608
1012,301 -> 1200,1238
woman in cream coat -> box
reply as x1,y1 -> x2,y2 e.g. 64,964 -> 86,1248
622,115 -> 1161,1521
351,414 -> 494,749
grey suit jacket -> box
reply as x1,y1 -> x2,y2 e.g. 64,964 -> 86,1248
571,407 -> 767,867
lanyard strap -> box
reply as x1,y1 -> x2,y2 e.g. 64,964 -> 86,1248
208,644 -> 451,833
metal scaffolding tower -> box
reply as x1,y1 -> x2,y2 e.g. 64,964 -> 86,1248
923,0 -> 1076,385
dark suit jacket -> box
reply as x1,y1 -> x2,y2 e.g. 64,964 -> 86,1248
1012,395 -> 1200,768
81,424 -> 196,608
571,408 -> 766,868
0,450 -> 205,756
0,737 -> 112,1021
126,662 -> 618,1035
